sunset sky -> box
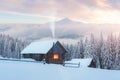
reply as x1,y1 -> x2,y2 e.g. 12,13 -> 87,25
0,0 -> 120,24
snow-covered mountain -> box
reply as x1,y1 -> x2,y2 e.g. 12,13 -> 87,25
56,18 -> 82,24
0,18 -> 120,41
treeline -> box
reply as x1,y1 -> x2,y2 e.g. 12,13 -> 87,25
0,34 -> 27,58
64,33 -> 120,70
1,33 -> 120,70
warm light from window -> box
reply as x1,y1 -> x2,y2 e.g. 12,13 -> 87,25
53,54 -> 59,59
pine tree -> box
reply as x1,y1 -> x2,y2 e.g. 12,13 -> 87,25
0,34 -> 27,59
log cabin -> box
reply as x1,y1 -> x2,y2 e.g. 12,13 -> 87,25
21,40 -> 67,64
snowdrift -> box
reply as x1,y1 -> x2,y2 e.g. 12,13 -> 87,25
65,58 -> 92,67
0,58 -> 120,80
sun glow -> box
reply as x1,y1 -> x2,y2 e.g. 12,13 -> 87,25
88,10 -> 120,24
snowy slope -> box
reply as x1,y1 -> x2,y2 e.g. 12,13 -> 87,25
0,60 -> 120,80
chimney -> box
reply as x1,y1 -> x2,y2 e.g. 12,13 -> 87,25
53,42 -> 55,53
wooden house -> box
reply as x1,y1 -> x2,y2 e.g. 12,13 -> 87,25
21,40 -> 67,64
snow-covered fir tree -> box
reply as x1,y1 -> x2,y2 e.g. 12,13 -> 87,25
0,34 -> 27,59
63,33 -> 120,70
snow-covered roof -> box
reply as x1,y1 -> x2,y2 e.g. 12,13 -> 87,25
21,40 -> 57,54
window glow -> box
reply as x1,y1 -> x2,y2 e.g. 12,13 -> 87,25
53,54 -> 59,59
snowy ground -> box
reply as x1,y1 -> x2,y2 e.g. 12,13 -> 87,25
0,59 -> 120,80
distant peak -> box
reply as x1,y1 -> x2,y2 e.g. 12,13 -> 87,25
57,18 -> 73,24
61,18 -> 71,21
57,18 -> 83,24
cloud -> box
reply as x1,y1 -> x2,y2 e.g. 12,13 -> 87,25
0,19 -> 120,41
107,0 -> 120,9
0,0 -> 120,24
0,8 -> 60,20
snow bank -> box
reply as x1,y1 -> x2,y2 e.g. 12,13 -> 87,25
66,58 -> 92,67
20,58 -> 35,61
0,55 -> 3,58
0,57 -> 35,62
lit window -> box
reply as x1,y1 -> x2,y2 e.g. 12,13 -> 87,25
53,54 -> 59,59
